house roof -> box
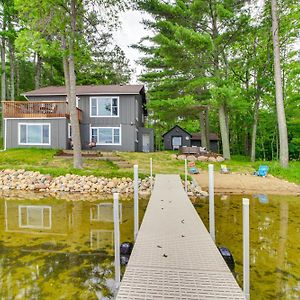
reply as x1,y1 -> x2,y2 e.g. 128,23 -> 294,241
191,133 -> 219,141
23,85 -> 145,97
162,125 -> 192,137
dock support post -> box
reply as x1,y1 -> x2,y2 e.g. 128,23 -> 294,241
113,193 -> 121,287
150,158 -> 153,190
208,164 -> 215,242
134,164 -> 139,240
185,159 -> 188,192
243,198 -> 250,300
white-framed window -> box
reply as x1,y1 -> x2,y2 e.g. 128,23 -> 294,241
136,128 -> 139,143
90,126 -> 121,145
136,99 -> 139,121
90,230 -> 113,250
18,123 -> 51,145
90,97 -> 119,117
68,123 -> 72,138
18,205 -> 52,229
90,203 -> 122,223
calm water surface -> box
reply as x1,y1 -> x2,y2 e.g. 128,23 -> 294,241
1,194 -> 299,299
0,196 -> 148,299
194,194 -> 300,300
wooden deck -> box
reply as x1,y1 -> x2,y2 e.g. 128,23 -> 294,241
117,174 -> 245,299
2,101 -> 82,121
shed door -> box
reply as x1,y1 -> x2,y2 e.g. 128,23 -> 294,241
142,134 -> 150,152
172,136 -> 182,150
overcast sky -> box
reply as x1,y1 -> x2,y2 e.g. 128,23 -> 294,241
114,10 -> 150,83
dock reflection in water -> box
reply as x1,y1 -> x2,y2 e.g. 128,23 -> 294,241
0,196 -> 148,299
194,194 -> 300,300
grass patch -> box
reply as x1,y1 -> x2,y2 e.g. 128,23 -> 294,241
0,149 -> 299,184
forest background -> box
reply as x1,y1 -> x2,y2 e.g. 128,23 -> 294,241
0,0 -> 299,166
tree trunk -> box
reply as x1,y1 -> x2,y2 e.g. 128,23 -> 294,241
16,59 -> 20,97
35,53 -> 42,89
205,108 -> 210,151
251,95 -> 260,162
8,40 -> 15,100
219,104 -> 230,159
68,0 -> 82,169
271,0 -> 289,167
1,36 -> 6,101
199,110 -> 208,149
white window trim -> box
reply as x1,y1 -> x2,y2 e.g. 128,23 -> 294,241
89,96 -> 120,118
135,128 -> 139,143
18,205 -> 52,229
90,126 -> 122,146
90,203 -> 122,223
136,99 -> 139,121
68,123 -> 72,138
18,123 -> 51,146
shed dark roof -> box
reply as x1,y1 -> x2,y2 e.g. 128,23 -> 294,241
23,85 -> 145,96
191,133 -> 219,141
162,125 -> 192,137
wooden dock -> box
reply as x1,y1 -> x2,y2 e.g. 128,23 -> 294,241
117,174 -> 245,299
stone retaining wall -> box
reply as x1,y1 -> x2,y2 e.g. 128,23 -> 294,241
0,169 -> 208,198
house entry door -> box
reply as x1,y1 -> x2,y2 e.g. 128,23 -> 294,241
142,134 -> 150,152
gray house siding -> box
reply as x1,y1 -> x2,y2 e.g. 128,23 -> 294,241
6,89 -> 151,152
78,94 -> 141,151
5,118 -> 68,149
163,126 -> 191,150
138,128 -> 154,152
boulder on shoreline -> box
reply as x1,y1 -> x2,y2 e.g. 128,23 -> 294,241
0,169 -> 205,198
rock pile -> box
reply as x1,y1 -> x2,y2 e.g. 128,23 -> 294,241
0,169 -> 206,198
174,154 -> 225,162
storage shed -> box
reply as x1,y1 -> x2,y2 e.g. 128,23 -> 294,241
162,126 -> 219,152
162,125 -> 192,150
190,133 -> 219,152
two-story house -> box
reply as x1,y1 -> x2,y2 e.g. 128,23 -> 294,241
3,85 -> 154,152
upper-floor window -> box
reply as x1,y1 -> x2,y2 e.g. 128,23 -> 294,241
136,99 -> 139,121
18,123 -> 50,145
90,97 -> 119,117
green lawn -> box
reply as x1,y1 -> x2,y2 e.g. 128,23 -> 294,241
0,148 -> 299,184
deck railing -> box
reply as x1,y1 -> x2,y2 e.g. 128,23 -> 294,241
2,101 -> 82,122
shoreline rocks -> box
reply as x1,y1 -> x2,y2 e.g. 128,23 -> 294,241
0,169 -> 206,198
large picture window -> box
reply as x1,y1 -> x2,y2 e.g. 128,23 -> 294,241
91,127 -> 121,145
90,97 -> 119,117
18,123 -> 50,145
18,206 -> 52,229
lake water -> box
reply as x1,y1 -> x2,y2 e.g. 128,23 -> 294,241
194,194 -> 300,300
0,196 -> 148,299
0,194 -> 299,299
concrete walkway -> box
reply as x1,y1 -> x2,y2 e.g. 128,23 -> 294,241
117,174 -> 245,299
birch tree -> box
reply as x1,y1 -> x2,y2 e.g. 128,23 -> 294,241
270,0 -> 289,167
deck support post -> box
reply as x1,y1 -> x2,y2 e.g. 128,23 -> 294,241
184,159 -> 188,192
243,198 -> 250,300
134,164 -> 139,240
150,158 -> 153,190
208,164 -> 215,241
113,193 -> 121,288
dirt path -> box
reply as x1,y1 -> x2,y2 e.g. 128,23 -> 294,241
193,172 -> 300,195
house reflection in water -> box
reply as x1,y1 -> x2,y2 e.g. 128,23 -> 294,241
0,196 -> 148,299
3,199 -> 125,255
